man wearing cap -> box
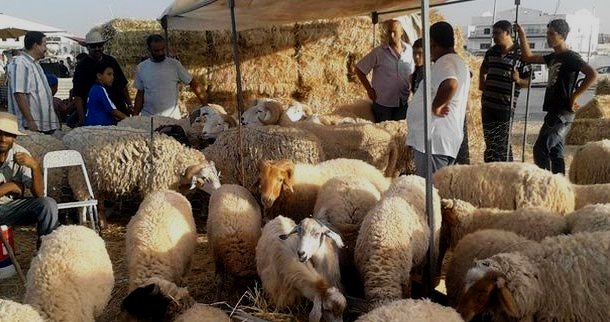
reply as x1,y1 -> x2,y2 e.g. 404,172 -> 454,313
7,31 -> 59,133
0,112 -> 59,248
72,29 -> 132,127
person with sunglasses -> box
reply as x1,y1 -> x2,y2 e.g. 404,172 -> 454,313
71,30 -> 133,127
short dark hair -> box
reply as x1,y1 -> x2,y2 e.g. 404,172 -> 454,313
24,31 -> 46,50
547,19 -> 570,39
413,38 -> 423,49
430,21 -> 455,49
146,34 -> 165,48
95,60 -> 113,75
493,20 -> 512,34
75,53 -> 88,61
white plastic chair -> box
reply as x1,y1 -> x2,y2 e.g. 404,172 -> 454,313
43,150 -> 99,231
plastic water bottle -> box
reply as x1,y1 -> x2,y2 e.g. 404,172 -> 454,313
0,225 -> 16,279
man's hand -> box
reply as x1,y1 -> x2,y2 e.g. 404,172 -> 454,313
14,152 -> 39,169
366,88 -> 377,102
433,105 -> 450,117
569,96 -> 580,112
27,120 -> 39,132
514,23 -> 525,37
512,68 -> 520,83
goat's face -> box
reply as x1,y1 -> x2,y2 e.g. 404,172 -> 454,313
280,218 -> 344,263
259,159 -> 294,209
322,287 -> 346,322
184,161 -> 221,194
201,114 -> 236,139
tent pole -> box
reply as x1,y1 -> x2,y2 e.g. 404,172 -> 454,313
161,16 -> 170,55
420,0 -> 436,296
372,11 -> 379,48
228,0 -> 246,185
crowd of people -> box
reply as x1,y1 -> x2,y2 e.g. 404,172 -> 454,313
0,16 -> 598,247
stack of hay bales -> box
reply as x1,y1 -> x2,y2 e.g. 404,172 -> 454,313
595,78 -> 610,96
98,12 -> 485,161
567,95 -> 610,145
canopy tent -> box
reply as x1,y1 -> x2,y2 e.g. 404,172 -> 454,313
0,27 -> 27,39
160,0 -> 453,31
0,13 -> 64,34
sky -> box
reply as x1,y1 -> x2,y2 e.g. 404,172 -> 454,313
1,0 -> 609,36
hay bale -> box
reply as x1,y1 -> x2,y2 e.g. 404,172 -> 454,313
595,78 -> 610,96
575,96 -> 610,119
569,140 -> 610,184
567,118 -> 610,145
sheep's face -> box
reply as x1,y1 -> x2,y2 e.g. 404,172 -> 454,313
259,159 -> 294,209
280,218 -> 344,263
190,104 -> 227,124
458,260 -> 519,321
185,161 -> 221,194
201,114 -> 235,139
322,287 -> 346,322
284,103 -> 306,122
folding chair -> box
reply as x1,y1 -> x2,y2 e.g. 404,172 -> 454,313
43,150 -> 99,232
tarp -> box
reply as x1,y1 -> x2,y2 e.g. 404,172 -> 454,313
160,0 -> 449,31
0,13 -> 64,34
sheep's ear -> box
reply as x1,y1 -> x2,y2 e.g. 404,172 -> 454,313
324,229 -> 345,248
189,176 -> 198,190
496,277 -> 519,317
282,166 -> 295,193
279,225 -> 299,240
457,271 -> 500,321
440,199 -> 460,227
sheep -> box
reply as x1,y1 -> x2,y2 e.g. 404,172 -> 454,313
188,103 -> 228,123
207,184 -> 262,296
319,99 -> 376,125
354,175 -> 441,308
203,125 -> 325,192
439,199 -> 568,259
122,190 -> 197,321
457,231 -> 610,322
566,118 -> 610,145
433,162 -> 575,214
260,158 -> 390,222
16,130 -> 68,202
569,140 -> 610,184
241,98 -> 306,127
376,120 -> 415,176
201,112 -> 238,140
24,225 -> 114,322
445,229 -> 536,307
0,299 -> 44,322
256,216 -> 346,322
566,203 -> 610,233
63,126 -> 220,223
172,304 -> 231,322
572,183 -> 610,209
355,298 -> 464,322
118,115 -> 204,148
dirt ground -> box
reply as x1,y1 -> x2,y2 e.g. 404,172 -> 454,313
0,120 -> 581,321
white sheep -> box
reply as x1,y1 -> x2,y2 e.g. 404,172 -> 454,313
433,162 -> 575,214
256,216 -> 346,322
355,298 -> 464,322
0,299 -> 44,322
241,98 -> 306,127
24,225 -> 114,322
122,190 -> 197,321
572,183 -> 610,209
354,175 -> 441,308
569,140 -> 610,184
189,103 -> 228,123
457,231 -> 610,322
201,112 -> 238,140
207,184 -> 262,295
439,199 -> 568,260
172,304 -> 231,322
259,158 -> 390,222
566,203 -> 610,233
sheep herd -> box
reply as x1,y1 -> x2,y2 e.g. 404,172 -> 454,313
2,100 -> 610,322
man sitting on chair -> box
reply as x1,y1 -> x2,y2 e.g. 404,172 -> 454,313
0,112 -> 59,248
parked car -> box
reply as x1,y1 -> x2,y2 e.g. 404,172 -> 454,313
576,65 -> 610,89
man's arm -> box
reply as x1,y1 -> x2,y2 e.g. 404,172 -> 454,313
189,79 -> 207,106
111,109 -> 128,121
570,63 -> 597,112
73,97 -> 86,126
14,152 -> 43,197
512,68 -> 531,88
355,68 -> 376,102
0,182 -> 23,198
478,64 -> 487,91
515,24 -> 545,64
432,78 -> 458,117
13,93 -> 38,131
133,90 -> 144,116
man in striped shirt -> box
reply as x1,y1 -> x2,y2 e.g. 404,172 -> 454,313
7,31 -> 59,134
479,20 -> 530,162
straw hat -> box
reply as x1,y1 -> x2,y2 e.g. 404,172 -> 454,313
85,29 -> 107,45
0,112 -> 25,136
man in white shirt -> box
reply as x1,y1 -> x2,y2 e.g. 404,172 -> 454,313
406,21 -> 470,177
134,35 -> 206,119
356,20 -> 415,122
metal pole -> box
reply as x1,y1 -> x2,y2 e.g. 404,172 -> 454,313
161,16 -> 170,55
228,0 -> 246,185
506,0 -> 520,162
0,227 -> 25,285
420,0 -> 435,296
372,12 -> 379,48
491,0 -> 497,42
521,71 -> 533,162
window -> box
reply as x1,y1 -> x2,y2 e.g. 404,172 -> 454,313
480,43 -> 491,49
483,28 -> 491,35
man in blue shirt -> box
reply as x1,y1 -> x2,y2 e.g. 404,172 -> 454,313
85,61 -> 127,126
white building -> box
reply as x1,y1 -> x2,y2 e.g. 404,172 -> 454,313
467,8 -> 599,58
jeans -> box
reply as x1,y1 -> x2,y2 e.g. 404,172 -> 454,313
413,149 -> 455,178
482,107 -> 513,162
0,197 -> 59,243
372,101 -> 408,123
533,112 -> 573,174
